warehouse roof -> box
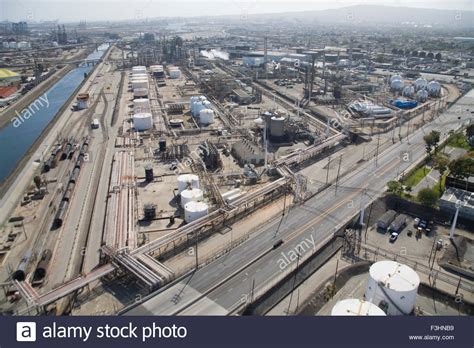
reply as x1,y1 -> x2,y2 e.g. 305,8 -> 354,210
0,69 -> 20,80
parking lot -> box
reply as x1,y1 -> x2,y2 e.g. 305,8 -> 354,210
365,213 -> 447,265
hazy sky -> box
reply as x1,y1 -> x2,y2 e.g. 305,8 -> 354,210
1,0 -> 473,22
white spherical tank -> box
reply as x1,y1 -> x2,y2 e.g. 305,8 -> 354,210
193,102 -> 207,117
416,89 -> 429,102
180,188 -> 204,208
199,109 -> 215,125
365,261 -> 420,316
390,79 -> 405,92
134,98 -> 151,113
390,75 -> 403,84
427,81 -> 441,97
177,174 -> 200,193
402,85 -> 415,98
414,78 -> 428,91
184,201 -> 209,223
331,299 -> 386,316
133,113 -> 153,131
134,88 -> 148,98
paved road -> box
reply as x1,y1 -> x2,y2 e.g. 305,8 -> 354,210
126,89 -> 474,315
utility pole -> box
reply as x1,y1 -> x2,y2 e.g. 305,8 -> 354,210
334,155 -> 342,195
374,134 -> 381,167
326,156 -> 332,185
364,202 -> 374,243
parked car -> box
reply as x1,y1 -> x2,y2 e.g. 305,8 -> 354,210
389,232 -> 399,243
413,217 -> 420,227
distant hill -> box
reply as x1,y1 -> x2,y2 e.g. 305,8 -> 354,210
253,5 -> 474,28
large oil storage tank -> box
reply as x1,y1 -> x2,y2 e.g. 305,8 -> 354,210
402,85 -> 415,98
270,116 -> 286,138
199,109 -> 215,125
414,78 -> 428,91
331,299 -> 386,316
134,88 -> 148,99
365,261 -> 420,315
180,188 -> 204,208
132,79 -> 149,90
169,68 -> 182,79
133,113 -> 153,131
132,66 -> 147,74
390,79 -> 404,92
390,75 -> 403,84
134,98 -> 151,113
177,174 -> 200,193
416,89 -> 429,102
184,201 -> 209,223
427,81 -> 441,97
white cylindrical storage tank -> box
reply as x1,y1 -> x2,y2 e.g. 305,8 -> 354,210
132,79 -> 149,90
416,89 -> 429,102
414,78 -> 427,91
427,81 -> 441,97
134,88 -> 148,98
180,188 -> 204,208
331,299 -> 386,316
184,201 -> 209,223
169,69 -> 181,79
177,174 -> 200,193
133,98 -> 151,113
132,73 -> 148,80
390,75 -> 402,83
365,261 -> 420,316
270,116 -> 285,137
254,117 -> 264,129
390,79 -> 404,92
133,113 -> 153,131
199,109 -> 215,125
132,66 -> 147,74
402,85 -> 415,98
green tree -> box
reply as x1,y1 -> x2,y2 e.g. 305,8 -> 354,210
423,130 -> 441,159
449,156 -> 474,180
387,181 -> 403,195
417,188 -> 438,207
433,153 -> 449,191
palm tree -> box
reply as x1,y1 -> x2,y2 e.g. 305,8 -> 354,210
433,153 -> 449,192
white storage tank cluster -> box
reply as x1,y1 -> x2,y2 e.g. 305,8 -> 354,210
177,174 -> 201,193
134,99 -> 151,113
180,188 -> 204,208
184,201 -> 209,223
190,96 -> 212,117
199,109 -> 215,125
365,261 -> 420,316
331,299 -> 386,316
427,80 -> 442,97
132,113 -> 153,131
